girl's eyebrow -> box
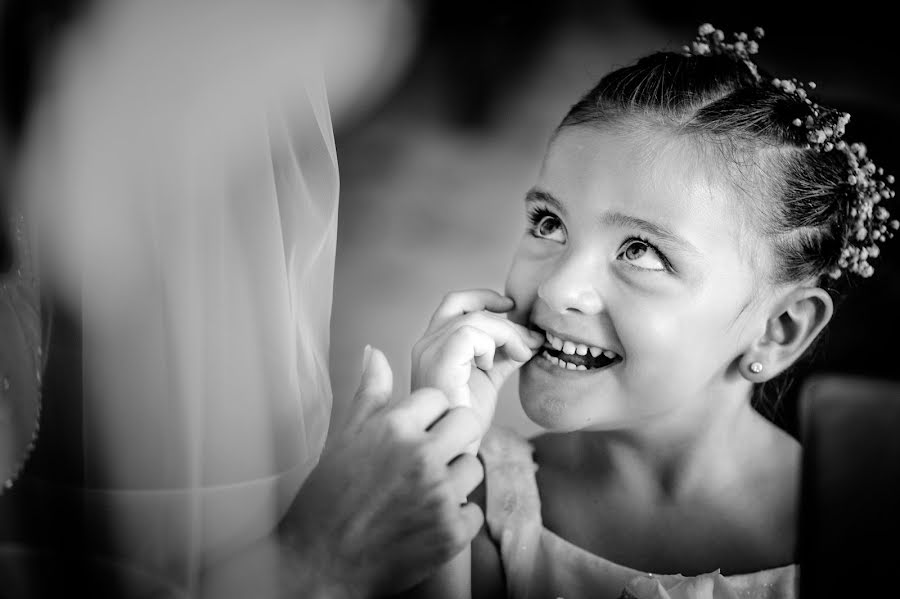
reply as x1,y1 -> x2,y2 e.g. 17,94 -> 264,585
599,212 -> 701,255
525,186 -> 700,255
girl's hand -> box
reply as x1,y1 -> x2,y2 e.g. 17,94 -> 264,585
411,289 -> 544,446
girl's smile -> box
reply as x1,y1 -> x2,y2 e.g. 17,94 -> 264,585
532,326 -> 623,372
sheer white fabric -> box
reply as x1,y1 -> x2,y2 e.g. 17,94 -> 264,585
17,0 -> 338,593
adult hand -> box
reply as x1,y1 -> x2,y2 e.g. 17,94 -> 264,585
279,346 -> 486,598
411,289 -> 543,445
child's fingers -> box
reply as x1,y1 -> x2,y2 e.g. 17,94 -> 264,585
445,312 -> 543,362
487,352 -> 534,390
506,320 -> 545,350
433,325 -> 497,387
428,289 -> 514,331
413,315 -> 542,405
420,318 -> 513,373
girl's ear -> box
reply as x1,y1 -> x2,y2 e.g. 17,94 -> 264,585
740,287 -> 834,382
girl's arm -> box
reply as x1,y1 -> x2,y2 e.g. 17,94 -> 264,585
405,288 -> 538,597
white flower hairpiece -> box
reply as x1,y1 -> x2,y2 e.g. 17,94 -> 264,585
682,23 -> 765,80
684,23 -> 897,280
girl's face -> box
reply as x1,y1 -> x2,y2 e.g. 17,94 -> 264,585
506,126 -> 769,432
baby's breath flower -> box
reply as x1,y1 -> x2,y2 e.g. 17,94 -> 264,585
683,22 -> 897,279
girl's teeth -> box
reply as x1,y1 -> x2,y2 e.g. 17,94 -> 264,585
576,365 -> 587,371
549,334 -> 563,350
540,330 -> 620,368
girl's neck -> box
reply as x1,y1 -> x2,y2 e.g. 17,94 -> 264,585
575,384 -> 797,501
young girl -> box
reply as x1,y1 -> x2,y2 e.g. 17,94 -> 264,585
407,24 -> 896,599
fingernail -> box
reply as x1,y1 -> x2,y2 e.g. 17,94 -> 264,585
528,330 -> 545,345
362,344 -> 373,373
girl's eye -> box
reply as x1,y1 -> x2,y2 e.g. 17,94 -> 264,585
528,209 -> 566,243
537,216 -> 562,237
618,239 -> 667,271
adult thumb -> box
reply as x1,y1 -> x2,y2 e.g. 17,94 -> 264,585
345,345 -> 394,434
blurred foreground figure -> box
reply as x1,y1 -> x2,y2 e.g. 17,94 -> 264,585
1,0 -> 484,597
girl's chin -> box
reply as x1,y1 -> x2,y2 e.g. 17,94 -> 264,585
518,391 -> 653,433
518,360 -> 639,432
518,373 -> 602,432
520,401 -> 583,432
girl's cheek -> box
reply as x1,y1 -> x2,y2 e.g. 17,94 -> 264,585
621,300 -> 721,370
504,257 -> 540,326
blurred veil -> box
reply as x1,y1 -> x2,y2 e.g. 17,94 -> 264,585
15,0 -> 339,592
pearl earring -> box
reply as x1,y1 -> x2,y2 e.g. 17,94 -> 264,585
750,362 -> 763,374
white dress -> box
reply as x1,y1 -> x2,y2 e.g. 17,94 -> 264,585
480,426 -> 798,599
5,0 -> 340,595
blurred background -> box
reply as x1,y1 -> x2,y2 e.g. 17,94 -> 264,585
327,0 -> 900,438
2,0 -> 898,440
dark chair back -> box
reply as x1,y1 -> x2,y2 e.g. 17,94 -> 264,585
798,374 -> 900,598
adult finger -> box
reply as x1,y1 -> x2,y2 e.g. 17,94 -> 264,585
390,387 -> 451,433
447,452 -> 484,500
459,502 -> 485,542
343,345 -> 394,436
426,406 -> 482,462
428,289 -> 514,331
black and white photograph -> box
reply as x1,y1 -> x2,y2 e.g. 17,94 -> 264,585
1,1 -> 899,597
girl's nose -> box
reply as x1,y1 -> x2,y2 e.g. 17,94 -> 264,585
537,254 -> 604,315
